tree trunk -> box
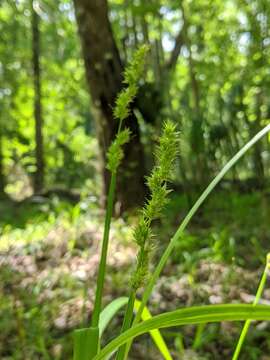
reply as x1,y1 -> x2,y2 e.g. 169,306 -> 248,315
32,1 -> 44,194
73,0 -> 146,211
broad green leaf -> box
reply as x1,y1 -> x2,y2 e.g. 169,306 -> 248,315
99,297 -> 128,336
73,327 -> 99,360
94,304 -> 270,360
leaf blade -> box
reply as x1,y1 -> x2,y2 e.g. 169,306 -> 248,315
134,299 -> 173,360
99,297 -> 172,359
99,297 -> 128,336
94,304 -> 270,360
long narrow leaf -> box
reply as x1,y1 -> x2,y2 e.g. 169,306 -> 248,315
134,299 -> 173,360
93,304 -> 270,360
99,297 -> 128,336
98,297 -> 172,359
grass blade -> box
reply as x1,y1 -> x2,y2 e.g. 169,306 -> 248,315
232,254 -> 270,359
94,304 -> 270,360
99,297 -> 128,336
134,299 -> 173,360
99,297 -> 172,359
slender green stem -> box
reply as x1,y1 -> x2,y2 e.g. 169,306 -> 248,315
91,173 -> 117,327
123,123 -> 270,359
115,291 -> 136,360
91,118 -> 124,328
77,44 -> 148,359
192,323 -> 206,350
232,254 -> 270,360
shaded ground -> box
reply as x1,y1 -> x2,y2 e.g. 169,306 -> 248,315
0,190 -> 270,359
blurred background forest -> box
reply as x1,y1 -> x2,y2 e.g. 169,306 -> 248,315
1,0 -> 270,359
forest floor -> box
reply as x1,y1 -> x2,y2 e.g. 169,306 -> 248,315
1,190 -> 270,359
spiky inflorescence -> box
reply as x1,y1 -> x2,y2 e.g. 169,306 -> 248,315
131,120 -> 179,290
107,45 -> 149,171
123,45 -> 149,87
107,128 -> 131,173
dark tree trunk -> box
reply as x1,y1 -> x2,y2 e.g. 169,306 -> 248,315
32,1 -> 44,194
73,0 -> 146,211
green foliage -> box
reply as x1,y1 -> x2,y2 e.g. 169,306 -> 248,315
0,0 -> 91,192
1,1 -> 270,359
1,0 -> 270,197
94,305 -> 270,360
98,297 -> 172,359
1,174 -> 270,359
122,123 -> 270,359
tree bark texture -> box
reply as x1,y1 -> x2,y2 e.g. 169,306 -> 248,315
73,0 -> 146,211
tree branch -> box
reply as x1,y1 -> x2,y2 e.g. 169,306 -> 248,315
166,27 -> 184,70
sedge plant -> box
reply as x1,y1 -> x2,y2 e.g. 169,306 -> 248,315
74,44 -> 270,359
73,45 -> 149,360
92,123 -> 270,360
121,122 -> 270,359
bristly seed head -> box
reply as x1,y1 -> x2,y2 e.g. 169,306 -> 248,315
113,45 -> 149,123
107,128 -> 131,173
123,45 -> 149,87
106,45 -> 149,173
131,120 -> 179,290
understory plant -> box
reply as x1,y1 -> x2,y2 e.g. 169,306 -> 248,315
73,45 -> 270,360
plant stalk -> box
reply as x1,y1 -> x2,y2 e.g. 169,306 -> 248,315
91,117 -> 124,328
115,291 -> 136,360
91,173 -> 117,327
232,254 -> 270,360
